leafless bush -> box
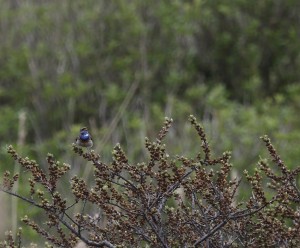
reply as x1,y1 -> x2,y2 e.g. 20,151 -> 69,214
1,116 -> 300,247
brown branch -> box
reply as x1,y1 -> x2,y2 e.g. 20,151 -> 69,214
143,213 -> 169,248
194,220 -> 227,246
0,188 -> 115,248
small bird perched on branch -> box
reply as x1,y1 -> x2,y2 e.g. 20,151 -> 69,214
76,127 -> 93,149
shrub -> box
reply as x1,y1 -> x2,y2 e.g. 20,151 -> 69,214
1,116 -> 300,247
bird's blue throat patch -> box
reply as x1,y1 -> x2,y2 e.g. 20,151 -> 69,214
80,131 -> 90,141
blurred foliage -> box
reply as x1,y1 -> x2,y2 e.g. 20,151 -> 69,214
0,0 -> 300,243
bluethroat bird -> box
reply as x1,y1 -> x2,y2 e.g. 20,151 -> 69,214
76,127 -> 93,149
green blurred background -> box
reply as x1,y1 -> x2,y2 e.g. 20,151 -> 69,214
1,0 -> 300,243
